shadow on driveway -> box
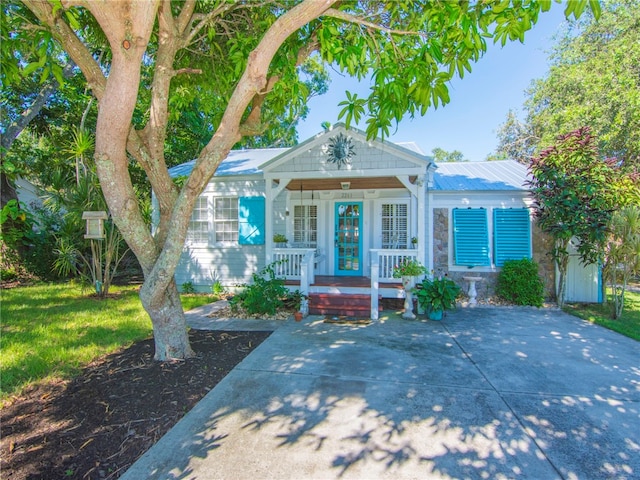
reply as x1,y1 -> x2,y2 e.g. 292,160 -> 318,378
122,307 -> 640,479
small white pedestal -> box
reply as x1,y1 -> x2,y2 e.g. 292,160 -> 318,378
463,276 -> 483,307
402,276 -> 416,320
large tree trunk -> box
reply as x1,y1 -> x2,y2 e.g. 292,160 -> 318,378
141,279 -> 194,360
24,0 -> 332,361
86,1 -> 192,360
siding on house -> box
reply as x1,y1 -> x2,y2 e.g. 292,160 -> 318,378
267,138 -> 426,174
175,178 -> 268,291
167,125 -> 551,299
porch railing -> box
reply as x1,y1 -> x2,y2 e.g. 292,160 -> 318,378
272,248 -> 315,295
370,249 -> 418,321
370,249 -> 419,283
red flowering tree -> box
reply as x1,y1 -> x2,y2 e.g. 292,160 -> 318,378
528,127 -> 637,306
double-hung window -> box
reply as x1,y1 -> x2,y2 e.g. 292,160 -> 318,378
293,205 -> 317,247
186,196 -> 209,244
381,203 -> 408,249
213,197 -> 238,243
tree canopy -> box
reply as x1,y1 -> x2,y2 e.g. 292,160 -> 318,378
12,0 -> 598,360
493,0 -> 639,165
431,147 -> 468,163
528,126 -> 638,306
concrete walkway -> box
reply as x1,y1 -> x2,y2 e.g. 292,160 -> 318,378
122,307 -> 639,479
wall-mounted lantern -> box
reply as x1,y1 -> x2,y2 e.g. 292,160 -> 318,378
82,211 -> 108,239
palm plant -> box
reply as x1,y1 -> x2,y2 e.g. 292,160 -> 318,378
47,129 -> 130,296
602,207 -> 640,318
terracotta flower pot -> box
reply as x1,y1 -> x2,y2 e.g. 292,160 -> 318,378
294,311 -> 303,322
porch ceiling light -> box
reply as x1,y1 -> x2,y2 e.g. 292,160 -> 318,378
341,181 -> 351,190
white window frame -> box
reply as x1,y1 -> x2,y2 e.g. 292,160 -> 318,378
292,204 -> 318,248
186,196 -> 210,245
380,202 -> 409,249
213,197 -> 239,244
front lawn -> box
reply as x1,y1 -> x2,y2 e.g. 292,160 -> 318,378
0,283 -> 219,400
564,289 -> 640,341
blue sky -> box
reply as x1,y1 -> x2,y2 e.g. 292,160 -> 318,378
296,6 -> 568,162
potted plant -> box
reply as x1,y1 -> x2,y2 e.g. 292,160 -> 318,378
273,233 -> 288,248
393,258 -> 426,319
411,237 -> 418,248
416,275 -> 461,320
392,258 -> 426,279
283,289 -> 308,321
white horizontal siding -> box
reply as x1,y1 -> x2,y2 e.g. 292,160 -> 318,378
175,245 -> 266,289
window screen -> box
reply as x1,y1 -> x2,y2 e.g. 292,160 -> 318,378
293,205 -> 317,247
213,197 -> 238,243
186,196 -> 209,244
381,203 -> 408,249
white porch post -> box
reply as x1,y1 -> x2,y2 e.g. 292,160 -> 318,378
264,177 -> 289,264
416,175 -> 426,269
370,250 -> 380,320
265,180 -> 274,264
396,175 -> 428,265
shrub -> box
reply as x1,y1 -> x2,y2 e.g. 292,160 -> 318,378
211,281 -> 225,296
229,261 -> 305,316
1,267 -> 18,282
416,275 -> 461,313
230,261 -> 290,315
181,281 -> 196,294
496,258 -> 544,307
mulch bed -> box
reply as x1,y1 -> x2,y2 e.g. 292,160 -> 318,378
1,329 -> 270,480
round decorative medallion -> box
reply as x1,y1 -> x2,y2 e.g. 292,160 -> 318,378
326,133 -> 355,169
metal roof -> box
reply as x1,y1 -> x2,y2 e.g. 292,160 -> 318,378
168,148 -> 288,178
432,160 -> 529,191
168,149 -> 528,193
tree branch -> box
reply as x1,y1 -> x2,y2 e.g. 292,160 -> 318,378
173,67 -> 202,76
322,7 -> 429,38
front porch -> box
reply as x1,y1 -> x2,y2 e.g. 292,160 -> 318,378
274,248 -> 417,320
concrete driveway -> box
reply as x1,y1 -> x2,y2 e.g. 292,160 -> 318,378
122,307 -> 639,479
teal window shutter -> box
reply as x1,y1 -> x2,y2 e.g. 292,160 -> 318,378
453,208 -> 490,266
494,208 -> 531,266
238,196 -> 265,245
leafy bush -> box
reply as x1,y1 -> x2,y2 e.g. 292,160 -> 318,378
496,258 -> 544,307
416,276 -> 460,313
230,261 -> 298,316
1,267 -> 18,282
181,281 -> 196,294
211,281 -> 225,296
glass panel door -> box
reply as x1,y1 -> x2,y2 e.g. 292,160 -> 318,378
334,202 -> 362,276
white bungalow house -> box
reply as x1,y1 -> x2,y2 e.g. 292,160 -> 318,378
168,124 -> 552,318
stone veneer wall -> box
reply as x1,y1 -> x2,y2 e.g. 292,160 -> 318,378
532,222 -> 556,301
431,208 -> 555,302
432,208 -> 449,273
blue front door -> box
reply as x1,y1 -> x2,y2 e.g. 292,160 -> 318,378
334,202 -> 362,276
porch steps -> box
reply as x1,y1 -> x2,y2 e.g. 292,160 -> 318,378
308,293 -> 382,317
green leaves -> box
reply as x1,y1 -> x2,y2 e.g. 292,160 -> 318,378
564,0 -> 601,20
337,91 -> 366,128
529,126 -> 631,269
525,1 -> 639,164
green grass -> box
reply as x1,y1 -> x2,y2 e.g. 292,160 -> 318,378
564,289 -> 640,341
0,283 -> 220,400
180,293 -> 220,311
